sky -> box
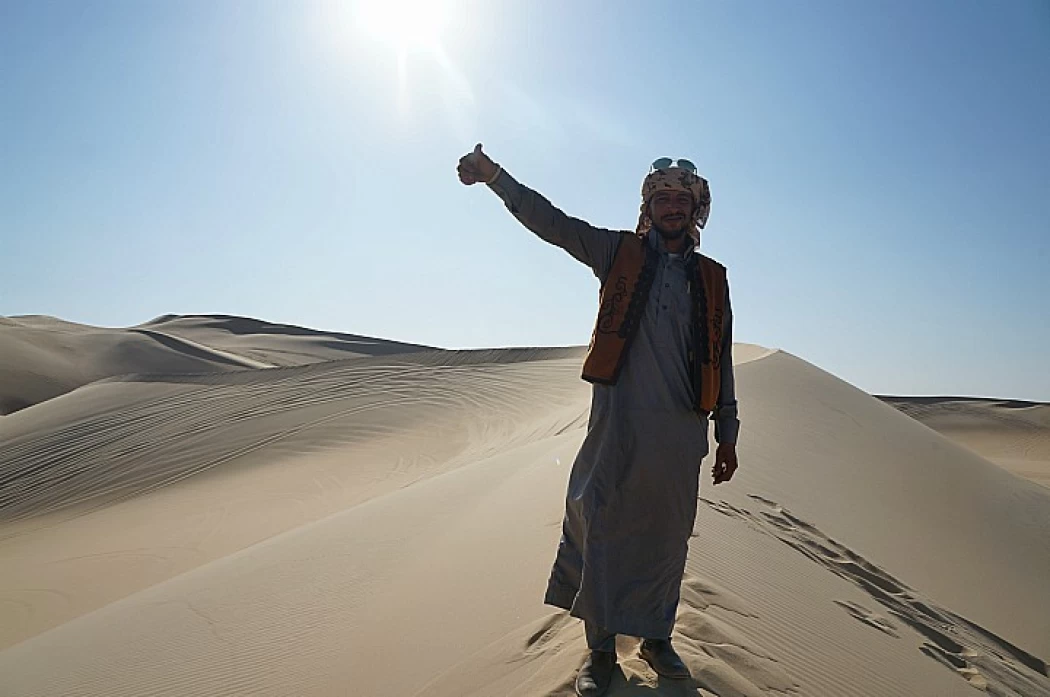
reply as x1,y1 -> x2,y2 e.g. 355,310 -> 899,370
2,0 -> 1048,401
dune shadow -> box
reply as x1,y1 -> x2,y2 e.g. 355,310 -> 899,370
129,329 -> 258,368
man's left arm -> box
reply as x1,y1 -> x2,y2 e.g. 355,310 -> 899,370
713,280 -> 740,484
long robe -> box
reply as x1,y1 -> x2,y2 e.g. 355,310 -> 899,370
488,170 -> 740,640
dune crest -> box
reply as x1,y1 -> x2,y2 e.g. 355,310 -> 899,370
879,395 -> 1050,488
0,314 -> 437,415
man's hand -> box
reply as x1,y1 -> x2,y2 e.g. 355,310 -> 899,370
457,143 -> 499,185
712,442 -> 738,485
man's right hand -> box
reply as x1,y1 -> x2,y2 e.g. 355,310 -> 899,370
457,143 -> 499,185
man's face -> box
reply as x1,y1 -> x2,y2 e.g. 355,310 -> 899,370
649,190 -> 694,238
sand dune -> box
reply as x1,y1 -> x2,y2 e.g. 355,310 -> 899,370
0,314 -> 435,415
879,395 -> 1050,488
0,323 -> 1047,696
141,314 -> 437,366
0,345 -> 588,645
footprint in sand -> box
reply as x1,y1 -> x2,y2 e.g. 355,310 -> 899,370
747,494 -> 782,513
524,613 -> 578,657
833,600 -> 899,637
701,494 -> 1050,697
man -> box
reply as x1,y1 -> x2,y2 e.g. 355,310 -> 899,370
457,144 -> 739,697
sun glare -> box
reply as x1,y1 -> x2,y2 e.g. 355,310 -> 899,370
338,0 -> 473,122
356,0 -> 450,52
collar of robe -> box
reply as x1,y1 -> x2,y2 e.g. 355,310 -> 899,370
646,227 -> 698,258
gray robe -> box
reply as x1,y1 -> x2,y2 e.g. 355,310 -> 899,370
488,170 -> 739,640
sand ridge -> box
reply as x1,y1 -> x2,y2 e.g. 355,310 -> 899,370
0,344 -> 592,649
879,395 -> 1050,488
0,314 -> 438,415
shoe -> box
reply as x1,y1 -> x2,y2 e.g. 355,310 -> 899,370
639,638 -> 690,679
575,650 -> 617,696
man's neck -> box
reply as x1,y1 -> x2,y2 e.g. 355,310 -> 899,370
664,236 -> 689,253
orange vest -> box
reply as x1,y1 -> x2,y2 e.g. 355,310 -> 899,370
581,233 -> 727,413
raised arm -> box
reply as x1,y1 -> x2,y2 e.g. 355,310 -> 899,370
457,144 -> 620,279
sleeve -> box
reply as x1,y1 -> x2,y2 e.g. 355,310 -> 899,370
487,168 -> 621,279
713,279 -> 740,445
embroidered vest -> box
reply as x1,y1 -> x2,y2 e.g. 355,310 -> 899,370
581,233 -> 727,413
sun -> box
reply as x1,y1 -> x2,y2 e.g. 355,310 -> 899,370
336,0 -> 472,118
355,0 -> 451,53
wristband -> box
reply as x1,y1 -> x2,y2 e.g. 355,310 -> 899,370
486,164 -> 502,185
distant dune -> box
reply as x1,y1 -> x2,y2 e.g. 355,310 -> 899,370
1,316 -> 1047,696
0,314 -> 436,414
879,395 -> 1050,488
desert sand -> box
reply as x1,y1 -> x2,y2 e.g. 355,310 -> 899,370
1,314 -> 1048,697
879,395 -> 1050,490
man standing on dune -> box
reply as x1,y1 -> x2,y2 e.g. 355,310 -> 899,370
458,145 -> 740,696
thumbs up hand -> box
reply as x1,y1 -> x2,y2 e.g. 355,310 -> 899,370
457,143 -> 499,185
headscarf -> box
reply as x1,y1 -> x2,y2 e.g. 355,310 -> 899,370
636,166 -> 711,240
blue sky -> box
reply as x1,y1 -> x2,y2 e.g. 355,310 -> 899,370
2,1 -> 1048,400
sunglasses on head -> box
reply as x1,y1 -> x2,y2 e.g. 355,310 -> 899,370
651,157 -> 697,174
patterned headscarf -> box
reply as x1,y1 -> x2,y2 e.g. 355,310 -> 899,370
636,166 -> 711,239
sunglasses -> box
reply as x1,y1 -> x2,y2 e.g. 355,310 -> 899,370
651,157 -> 697,174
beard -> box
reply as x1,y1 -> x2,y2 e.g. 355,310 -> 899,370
652,218 -> 688,239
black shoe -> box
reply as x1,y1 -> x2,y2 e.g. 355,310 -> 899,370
639,638 -> 690,679
575,650 -> 617,696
